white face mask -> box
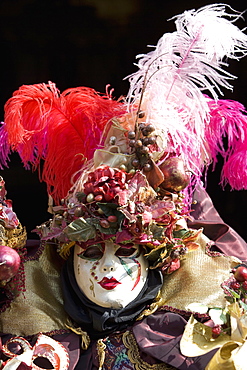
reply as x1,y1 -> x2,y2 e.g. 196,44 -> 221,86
73,240 -> 149,308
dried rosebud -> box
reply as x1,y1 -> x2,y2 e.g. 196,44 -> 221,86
212,325 -> 221,339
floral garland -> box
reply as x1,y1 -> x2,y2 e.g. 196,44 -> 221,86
36,164 -> 200,274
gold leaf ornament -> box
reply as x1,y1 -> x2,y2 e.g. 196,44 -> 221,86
180,315 -> 231,357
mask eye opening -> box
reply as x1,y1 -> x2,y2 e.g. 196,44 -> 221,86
33,356 -> 54,369
115,245 -> 138,258
78,244 -> 104,260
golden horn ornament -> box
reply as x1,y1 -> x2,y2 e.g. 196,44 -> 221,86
180,301 -> 247,370
206,340 -> 247,370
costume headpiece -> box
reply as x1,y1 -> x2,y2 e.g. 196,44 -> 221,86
0,4 -> 247,271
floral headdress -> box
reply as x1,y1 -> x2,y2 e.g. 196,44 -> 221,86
1,4 -> 247,273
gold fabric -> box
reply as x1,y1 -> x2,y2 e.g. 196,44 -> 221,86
160,233 -> 240,311
0,244 -> 67,336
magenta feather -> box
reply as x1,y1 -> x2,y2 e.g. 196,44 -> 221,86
206,98 -> 247,189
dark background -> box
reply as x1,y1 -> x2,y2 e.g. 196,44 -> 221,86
0,0 -> 247,240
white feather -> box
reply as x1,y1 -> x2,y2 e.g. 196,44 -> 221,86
125,4 -> 247,175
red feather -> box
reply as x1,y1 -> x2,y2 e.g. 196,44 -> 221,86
3,82 -> 126,203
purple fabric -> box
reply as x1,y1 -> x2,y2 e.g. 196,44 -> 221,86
55,313 -> 215,369
132,311 -> 216,370
54,333 -> 81,370
188,185 -> 247,263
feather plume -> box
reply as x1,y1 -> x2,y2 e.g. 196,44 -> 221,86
126,4 -> 247,188
206,98 -> 247,189
0,83 -> 126,203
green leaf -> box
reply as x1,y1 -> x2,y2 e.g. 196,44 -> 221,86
65,217 -> 96,241
97,203 -> 118,215
173,228 -> 189,238
145,245 -> 167,262
225,296 -> 235,304
222,285 -> 241,300
97,225 -> 118,235
97,202 -> 125,224
149,222 -> 165,240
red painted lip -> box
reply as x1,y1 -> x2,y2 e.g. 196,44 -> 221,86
98,277 -> 121,290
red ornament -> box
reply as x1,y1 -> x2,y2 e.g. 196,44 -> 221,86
234,266 -> 247,282
0,245 -> 21,282
159,157 -> 190,192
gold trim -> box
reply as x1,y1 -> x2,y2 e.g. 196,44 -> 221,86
137,290 -> 165,321
65,318 -> 90,350
122,331 -> 176,370
4,223 -> 27,249
97,338 -> 106,370
59,241 -> 75,259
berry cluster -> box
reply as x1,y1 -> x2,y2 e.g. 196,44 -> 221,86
219,264 -> 247,317
211,265 -> 247,339
127,113 -> 157,172
51,166 -> 128,233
